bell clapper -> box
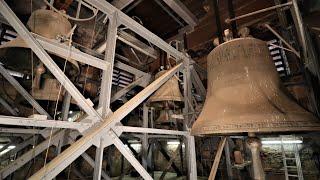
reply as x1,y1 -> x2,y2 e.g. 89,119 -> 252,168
32,62 -> 46,89
247,133 -> 265,180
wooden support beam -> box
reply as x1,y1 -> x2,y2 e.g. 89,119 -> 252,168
159,143 -> 182,179
29,63 -> 183,179
111,0 -> 134,10
110,75 -> 150,103
224,137 -> 233,180
157,141 -> 182,176
93,138 -> 105,180
162,0 -> 199,27
190,66 -> 206,99
208,137 -> 227,180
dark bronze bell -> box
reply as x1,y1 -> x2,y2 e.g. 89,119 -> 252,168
0,9 -> 79,76
0,9 -> 80,104
155,110 -> 171,124
191,38 -> 320,135
31,78 -> 64,102
155,104 -> 176,125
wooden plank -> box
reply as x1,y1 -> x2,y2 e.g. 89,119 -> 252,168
208,137 -> 227,180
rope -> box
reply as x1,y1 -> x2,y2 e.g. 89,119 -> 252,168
30,0 -> 38,172
42,25 -> 76,171
67,162 -> 72,179
43,0 -> 98,22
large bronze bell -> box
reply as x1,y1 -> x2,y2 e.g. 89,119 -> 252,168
149,70 -> 183,103
0,9 -> 79,76
191,38 -> 320,135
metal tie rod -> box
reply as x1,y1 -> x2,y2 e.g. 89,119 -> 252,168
264,23 -> 300,58
225,2 -> 293,23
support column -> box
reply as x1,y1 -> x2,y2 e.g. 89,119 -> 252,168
290,0 -> 320,116
93,138 -> 105,180
224,137 -> 233,180
290,0 -> 307,58
186,135 -> 197,179
149,107 -> 155,178
99,12 -> 119,117
247,137 -> 265,180
56,92 -> 72,155
183,57 -> 197,179
141,103 -> 149,169
208,137 -> 226,180
183,58 -> 192,126
61,92 -> 72,121
80,150 -> 111,180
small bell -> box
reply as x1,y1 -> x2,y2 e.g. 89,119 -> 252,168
0,9 -> 79,76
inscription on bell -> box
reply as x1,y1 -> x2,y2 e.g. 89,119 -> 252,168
201,121 -> 319,133
208,42 -> 268,71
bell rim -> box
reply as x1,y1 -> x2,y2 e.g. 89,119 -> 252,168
191,109 -> 320,136
191,119 -> 320,136
0,37 -> 27,49
191,126 -> 320,136
0,36 -> 80,74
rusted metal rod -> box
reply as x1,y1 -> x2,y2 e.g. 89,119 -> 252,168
264,23 -> 300,58
225,2 -> 292,23
311,27 -> 320,31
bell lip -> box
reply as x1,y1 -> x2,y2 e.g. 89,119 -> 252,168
191,112 -> 320,136
190,127 -> 320,136
0,36 -> 80,74
0,37 -> 28,49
